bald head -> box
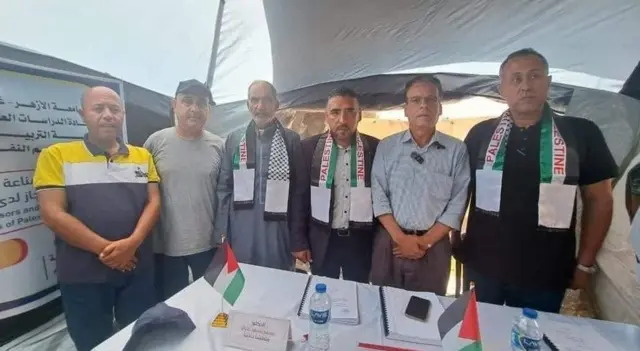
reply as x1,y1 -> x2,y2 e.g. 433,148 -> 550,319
79,86 -> 125,143
81,86 -> 122,109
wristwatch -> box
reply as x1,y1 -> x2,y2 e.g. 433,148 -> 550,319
576,263 -> 598,274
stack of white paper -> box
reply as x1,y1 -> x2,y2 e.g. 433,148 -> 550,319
297,276 -> 360,325
543,319 -> 620,351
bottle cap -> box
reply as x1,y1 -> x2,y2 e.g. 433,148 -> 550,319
315,283 -> 327,293
523,308 -> 538,319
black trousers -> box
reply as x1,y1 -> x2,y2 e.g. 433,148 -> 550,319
466,268 -> 565,313
313,229 -> 372,283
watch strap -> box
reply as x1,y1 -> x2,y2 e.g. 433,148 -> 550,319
577,263 -> 597,274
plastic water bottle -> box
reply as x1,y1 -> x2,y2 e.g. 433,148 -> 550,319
511,308 -> 543,350
308,283 -> 331,351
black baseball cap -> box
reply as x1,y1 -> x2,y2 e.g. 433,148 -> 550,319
175,79 -> 215,105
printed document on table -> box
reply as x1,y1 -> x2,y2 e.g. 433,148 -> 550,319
298,276 -> 359,325
543,319 -> 619,351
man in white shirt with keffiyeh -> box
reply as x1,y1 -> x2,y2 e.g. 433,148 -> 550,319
214,81 -> 308,271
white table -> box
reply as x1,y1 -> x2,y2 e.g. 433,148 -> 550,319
95,264 -> 640,350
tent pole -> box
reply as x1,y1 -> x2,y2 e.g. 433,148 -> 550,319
205,0 -> 226,89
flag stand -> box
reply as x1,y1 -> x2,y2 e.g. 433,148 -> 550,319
211,305 -> 229,328
211,234 -> 230,328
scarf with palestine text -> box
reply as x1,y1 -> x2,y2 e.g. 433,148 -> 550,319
232,120 -> 290,220
310,132 -> 373,228
476,104 -> 579,229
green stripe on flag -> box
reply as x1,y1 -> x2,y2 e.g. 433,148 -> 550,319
223,269 -> 245,305
459,340 -> 483,351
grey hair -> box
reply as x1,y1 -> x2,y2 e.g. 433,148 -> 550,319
247,80 -> 277,100
499,48 -> 549,77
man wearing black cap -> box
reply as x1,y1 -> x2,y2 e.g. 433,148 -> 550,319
144,79 -> 225,301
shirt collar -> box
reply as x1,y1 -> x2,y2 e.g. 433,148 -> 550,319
83,133 -> 129,156
401,129 -> 443,149
327,131 -> 354,150
253,118 -> 280,138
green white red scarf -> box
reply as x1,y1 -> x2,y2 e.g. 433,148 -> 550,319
311,132 -> 372,226
478,105 -> 578,229
484,110 -> 567,184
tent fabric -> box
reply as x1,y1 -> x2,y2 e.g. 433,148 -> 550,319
0,42 -> 172,146
576,154 -> 640,325
621,61 -> 640,101
211,0 -> 640,104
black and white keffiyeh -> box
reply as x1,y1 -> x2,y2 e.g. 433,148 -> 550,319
232,120 -> 290,220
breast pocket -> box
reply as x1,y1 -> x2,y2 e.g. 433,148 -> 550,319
388,163 -> 454,209
421,169 -> 454,202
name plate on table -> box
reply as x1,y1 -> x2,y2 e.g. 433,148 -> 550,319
224,310 -> 290,351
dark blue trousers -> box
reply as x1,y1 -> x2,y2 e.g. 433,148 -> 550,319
59,269 -> 155,351
154,249 -> 216,301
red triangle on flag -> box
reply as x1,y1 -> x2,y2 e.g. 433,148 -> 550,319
225,242 -> 240,274
458,289 -> 481,342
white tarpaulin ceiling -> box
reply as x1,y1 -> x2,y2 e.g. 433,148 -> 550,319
211,0 -> 640,103
2,1 -> 639,102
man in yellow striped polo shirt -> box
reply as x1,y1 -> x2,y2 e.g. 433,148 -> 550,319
33,86 -> 161,351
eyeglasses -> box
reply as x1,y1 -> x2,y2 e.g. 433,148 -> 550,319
407,96 -> 439,106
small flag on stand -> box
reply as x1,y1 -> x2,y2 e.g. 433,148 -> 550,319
438,289 -> 483,351
204,242 -> 245,328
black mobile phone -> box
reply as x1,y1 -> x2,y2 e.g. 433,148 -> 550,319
405,295 -> 432,322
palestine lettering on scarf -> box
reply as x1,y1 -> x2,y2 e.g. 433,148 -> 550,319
239,139 -> 248,164
486,118 -> 510,164
356,137 -> 365,181
319,136 -> 332,183
553,124 -> 566,176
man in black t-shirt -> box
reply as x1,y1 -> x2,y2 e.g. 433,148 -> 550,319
458,48 -> 618,313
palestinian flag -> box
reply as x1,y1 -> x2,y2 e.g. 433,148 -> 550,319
438,289 -> 482,351
204,242 -> 245,305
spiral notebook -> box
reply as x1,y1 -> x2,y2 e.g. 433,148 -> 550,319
297,275 -> 360,325
541,320 -> 619,351
379,286 -> 444,346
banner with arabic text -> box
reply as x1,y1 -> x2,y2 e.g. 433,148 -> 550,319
0,59 -> 124,320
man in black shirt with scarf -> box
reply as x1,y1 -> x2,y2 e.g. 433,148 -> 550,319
459,48 -> 617,313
